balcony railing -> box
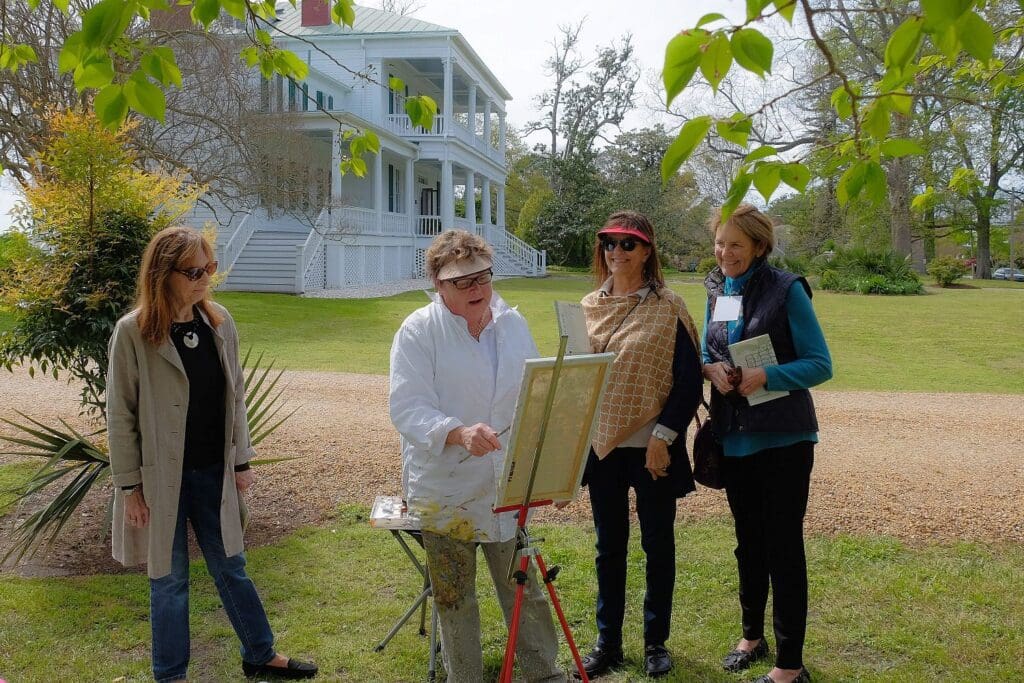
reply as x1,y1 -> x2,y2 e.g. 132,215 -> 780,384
383,114 -> 446,136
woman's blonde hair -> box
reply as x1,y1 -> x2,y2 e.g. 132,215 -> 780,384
424,229 -> 494,280
592,210 -> 665,289
709,203 -> 775,256
136,226 -> 222,345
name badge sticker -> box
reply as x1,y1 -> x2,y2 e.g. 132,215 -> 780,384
712,296 -> 742,322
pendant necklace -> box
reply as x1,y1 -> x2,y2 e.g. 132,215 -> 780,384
171,316 -> 200,349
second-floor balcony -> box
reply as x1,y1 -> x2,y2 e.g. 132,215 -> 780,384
383,113 -> 505,165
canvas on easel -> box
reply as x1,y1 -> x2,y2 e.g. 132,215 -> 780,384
494,352 -> 615,509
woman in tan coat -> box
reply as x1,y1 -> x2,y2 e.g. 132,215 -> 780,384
107,227 -> 316,682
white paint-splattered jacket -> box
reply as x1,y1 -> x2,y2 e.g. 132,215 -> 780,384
389,291 -> 537,543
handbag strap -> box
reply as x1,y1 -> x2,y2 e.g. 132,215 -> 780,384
693,396 -> 711,430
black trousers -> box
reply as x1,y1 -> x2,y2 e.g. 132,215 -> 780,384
724,441 -> 814,670
585,447 -> 678,649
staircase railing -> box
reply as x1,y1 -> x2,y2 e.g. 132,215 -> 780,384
220,211 -> 257,273
493,229 -> 546,275
296,208 -> 329,293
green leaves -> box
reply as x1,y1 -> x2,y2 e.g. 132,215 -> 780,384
404,95 -> 438,130
124,73 -> 166,122
74,57 -> 115,90
773,0 -> 796,23
93,84 -> 129,130
81,0 -> 134,50
921,0 -> 972,27
661,115 -> 712,183
837,160 -> 886,206
731,28 -> 773,77
141,47 -> 182,88
716,115 -> 752,146
831,85 -> 854,119
885,17 -> 924,70
722,172 -> 753,218
752,163 -> 780,201
956,11 -> 994,62
191,0 -> 222,29
700,32 -> 732,92
778,163 -> 810,193
0,43 -> 38,73
388,76 -> 405,92
331,0 -> 356,27
880,138 -> 925,158
663,29 -> 707,107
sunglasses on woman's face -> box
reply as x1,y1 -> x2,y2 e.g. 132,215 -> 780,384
446,269 -> 493,290
174,261 -> 218,282
600,237 -> 639,252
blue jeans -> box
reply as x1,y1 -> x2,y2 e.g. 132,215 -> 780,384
150,464 -> 275,682
586,447 -> 678,650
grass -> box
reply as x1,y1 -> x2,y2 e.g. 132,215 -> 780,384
0,507 -> 1021,681
216,275 -> 1024,393
0,461 -> 37,513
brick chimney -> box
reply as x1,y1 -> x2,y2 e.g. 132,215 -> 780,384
301,0 -> 330,27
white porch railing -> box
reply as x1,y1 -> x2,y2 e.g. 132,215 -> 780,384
417,215 -> 442,236
383,113 -> 446,136
382,211 -> 412,235
219,211 -> 257,273
297,208 -> 329,293
334,206 -> 376,234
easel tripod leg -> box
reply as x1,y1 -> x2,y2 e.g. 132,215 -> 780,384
535,553 -> 589,682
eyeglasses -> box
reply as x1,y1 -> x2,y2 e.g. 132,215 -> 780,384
174,261 -> 218,281
445,269 -> 493,290
600,237 -> 640,252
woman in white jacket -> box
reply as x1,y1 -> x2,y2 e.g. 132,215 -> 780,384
389,230 -> 562,683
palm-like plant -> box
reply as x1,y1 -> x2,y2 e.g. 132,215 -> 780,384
0,350 -> 295,564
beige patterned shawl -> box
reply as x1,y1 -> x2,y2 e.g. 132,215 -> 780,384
582,286 -> 699,459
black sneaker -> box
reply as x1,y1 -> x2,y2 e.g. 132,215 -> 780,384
644,644 -> 673,678
242,656 -> 318,679
722,638 -> 770,672
575,645 -> 624,679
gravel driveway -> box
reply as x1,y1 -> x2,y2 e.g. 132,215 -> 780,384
1,368 -> 1020,576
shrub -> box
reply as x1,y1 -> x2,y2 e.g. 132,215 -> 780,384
769,254 -> 810,275
927,256 -> 969,287
697,256 -> 718,274
818,247 -> 923,295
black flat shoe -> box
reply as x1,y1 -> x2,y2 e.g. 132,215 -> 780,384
644,644 -> 673,678
575,645 -> 624,679
722,639 -> 770,672
242,657 -> 318,679
748,666 -> 811,683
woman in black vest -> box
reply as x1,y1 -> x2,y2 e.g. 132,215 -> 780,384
701,205 -> 832,683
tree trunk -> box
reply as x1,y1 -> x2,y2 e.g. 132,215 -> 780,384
975,196 -> 992,279
887,115 -> 920,270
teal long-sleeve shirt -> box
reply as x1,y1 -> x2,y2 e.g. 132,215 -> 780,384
702,275 -> 833,457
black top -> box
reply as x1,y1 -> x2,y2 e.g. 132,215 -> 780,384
170,307 -> 226,471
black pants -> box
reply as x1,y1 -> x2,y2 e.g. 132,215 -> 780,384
585,447 -> 677,649
724,441 -> 814,670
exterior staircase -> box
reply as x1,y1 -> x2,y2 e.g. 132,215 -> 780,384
221,230 -> 308,293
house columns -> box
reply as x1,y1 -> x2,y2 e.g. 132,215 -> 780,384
330,128 -> 343,210
405,157 -> 415,233
496,184 -> 506,229
498,111 -> 506,152
443,56 -> 453,133
467,84 -> 477,138
441,159 -> 454,228
465,170 -> 476,227
481,177 -> 491,226
373,149 -> 384,231
483,99 -> 492,146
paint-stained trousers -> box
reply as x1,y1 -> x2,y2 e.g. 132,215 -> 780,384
422,532 -> 564,683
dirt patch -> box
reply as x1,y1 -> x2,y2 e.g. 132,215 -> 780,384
1,367 -> 1021,576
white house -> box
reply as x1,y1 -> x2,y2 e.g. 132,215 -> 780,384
184,2 -> 545,293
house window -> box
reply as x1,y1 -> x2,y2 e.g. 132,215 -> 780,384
388,165 -> 402,213
316,90 -> 324,110
328,95 -> 334,110
259,78 -> 270,112
301,83 -> 309,112
288,79 -> 296,109
274,74 -> 283,112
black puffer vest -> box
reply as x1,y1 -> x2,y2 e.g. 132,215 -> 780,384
704,261 -> 819,436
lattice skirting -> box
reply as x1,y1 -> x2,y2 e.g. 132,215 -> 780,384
330,244 -> 419,287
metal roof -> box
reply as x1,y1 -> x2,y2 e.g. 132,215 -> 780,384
272,2 -> 454,37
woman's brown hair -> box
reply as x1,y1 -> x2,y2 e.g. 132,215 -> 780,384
592,210 -> 665,289
708,203 -> 775,257
136,226 -> 223,345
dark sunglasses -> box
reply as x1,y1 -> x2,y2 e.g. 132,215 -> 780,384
600,237 -> 640,252
446,269 -> 493,290
174,261 -> 218,281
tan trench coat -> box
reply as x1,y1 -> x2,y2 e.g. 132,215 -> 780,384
107,302 -> 255,579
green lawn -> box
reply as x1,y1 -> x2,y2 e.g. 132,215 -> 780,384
0,508 -> 1020,681
214,275 -> 1023,393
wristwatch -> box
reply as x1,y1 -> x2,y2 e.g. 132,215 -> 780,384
652,426 -> 675,446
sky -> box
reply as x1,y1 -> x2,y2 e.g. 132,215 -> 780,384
0,0 -> 746,231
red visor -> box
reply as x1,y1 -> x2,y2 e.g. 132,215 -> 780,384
597,225 -> 652,244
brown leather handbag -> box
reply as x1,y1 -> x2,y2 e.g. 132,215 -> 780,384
692,398 -> 725,489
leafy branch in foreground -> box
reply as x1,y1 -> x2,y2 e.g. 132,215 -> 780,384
0,349 -> 295,564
